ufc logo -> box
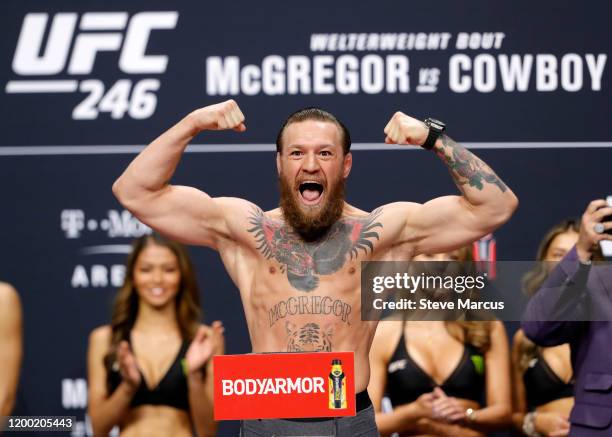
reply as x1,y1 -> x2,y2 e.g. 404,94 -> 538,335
12,11 -> 178,75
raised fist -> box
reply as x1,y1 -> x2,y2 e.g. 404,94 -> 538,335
383,111 -> 429,147
189,99 -> 246,133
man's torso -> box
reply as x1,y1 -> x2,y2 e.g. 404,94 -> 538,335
217,203 -> 411,391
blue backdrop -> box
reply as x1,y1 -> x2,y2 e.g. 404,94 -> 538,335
1,0 -> 611,435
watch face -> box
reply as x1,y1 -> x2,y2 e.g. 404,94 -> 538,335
426,118 -> 445,131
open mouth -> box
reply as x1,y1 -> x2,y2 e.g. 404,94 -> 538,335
298,181 -> 324,204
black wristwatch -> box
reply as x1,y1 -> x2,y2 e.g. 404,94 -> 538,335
422,118 -> 446,150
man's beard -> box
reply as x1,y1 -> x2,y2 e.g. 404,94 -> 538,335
279,175 -> 345,242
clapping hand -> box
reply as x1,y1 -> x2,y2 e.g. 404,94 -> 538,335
117,340 -> 141,388
185,321 -> 225,376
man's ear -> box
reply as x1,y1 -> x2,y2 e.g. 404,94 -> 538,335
276,152 -> 281,176
343,152 -> 352,178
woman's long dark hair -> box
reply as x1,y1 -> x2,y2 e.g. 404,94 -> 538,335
103,233 -> 201,373
446,246 -> 492,353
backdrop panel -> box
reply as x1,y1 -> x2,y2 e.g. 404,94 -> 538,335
1,1 -> 610,436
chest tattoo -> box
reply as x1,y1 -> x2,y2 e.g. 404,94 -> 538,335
247,207 -> 383,292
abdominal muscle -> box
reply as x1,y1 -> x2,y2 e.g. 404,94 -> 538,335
243,270 -> 379,392
119,406 -> 192,437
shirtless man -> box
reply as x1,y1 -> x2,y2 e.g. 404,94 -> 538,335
113,100 -> 518,436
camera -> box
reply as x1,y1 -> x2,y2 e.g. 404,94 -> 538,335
600,195 -> 612,257
604,196 -> 612,235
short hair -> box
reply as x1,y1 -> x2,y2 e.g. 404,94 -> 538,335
275,107 -> 351,154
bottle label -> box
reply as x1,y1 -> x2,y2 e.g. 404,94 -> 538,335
328,363 -> 347,409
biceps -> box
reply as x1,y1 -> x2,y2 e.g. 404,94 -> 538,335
406,196 -> 489,254
134,186 -> 228,246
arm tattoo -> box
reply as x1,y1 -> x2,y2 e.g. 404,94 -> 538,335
247,207 -> 383,292
435,135 -> 508,193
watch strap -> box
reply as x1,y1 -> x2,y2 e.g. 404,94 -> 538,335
422,125 -> 440,150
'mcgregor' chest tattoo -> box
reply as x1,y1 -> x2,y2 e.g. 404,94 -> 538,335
247,207 -> 383,292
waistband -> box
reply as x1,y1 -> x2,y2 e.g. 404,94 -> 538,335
276,391 -> 372,423
355,390 -> 372,412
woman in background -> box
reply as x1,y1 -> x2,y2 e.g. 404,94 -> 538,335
511,220 -> 578,437
0,282 -> 22,424
88,233 -> 224,437
369,247 -> 512,436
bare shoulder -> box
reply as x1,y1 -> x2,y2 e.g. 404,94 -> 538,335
342,204 -> 386,226
230,203 -> 284,229
510,328 -> 527,359
489,320 -> 508,341
367,202 -> 422,246
216,196 -> 258,210
216,196 -> 263,224
374,319 -> 401,337
377,201 -> 421,212
344,203 -> 414,219
371,320 -> 402,357
490,320 -> 507,335
0,282 -> 21,318
0,282 -> 19,303
512,327 -> 525,344
342,203 -> 369,217
89,325 -> 112,347
0,283 -> 21,337
214,197 -> 271,244
484,321 -> 510,359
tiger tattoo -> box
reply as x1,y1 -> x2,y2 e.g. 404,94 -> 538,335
285,322 -> 333,352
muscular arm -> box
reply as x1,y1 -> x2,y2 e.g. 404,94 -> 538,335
382,112 -> 518,255
112,100 -> 248,248
0,283 -> 22,418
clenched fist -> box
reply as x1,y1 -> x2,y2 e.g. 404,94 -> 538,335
384,111 -> 429,147
189,99 -> 246,133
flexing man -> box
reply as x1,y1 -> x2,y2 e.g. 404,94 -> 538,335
113,100 -> 518,435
